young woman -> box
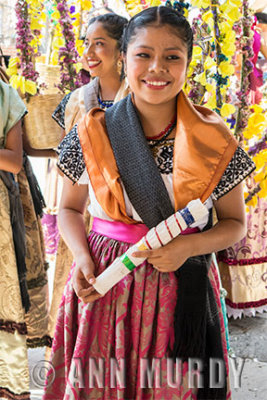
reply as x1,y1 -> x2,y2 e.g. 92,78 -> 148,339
48,12 -> 128,341
43,7 -> 255,399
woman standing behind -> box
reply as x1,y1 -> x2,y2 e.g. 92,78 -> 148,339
48,13 -> 128,341
44,6 -> 255,399
0,80 -> 30,399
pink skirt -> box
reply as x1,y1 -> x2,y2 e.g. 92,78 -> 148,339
43,230 -> 231,399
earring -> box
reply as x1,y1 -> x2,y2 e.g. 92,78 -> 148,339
117,60 -> 123,76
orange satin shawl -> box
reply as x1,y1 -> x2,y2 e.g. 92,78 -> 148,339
78,91 -> 238,224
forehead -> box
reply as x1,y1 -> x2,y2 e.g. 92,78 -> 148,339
128,24 -> 187,49
86,21 -> 109,38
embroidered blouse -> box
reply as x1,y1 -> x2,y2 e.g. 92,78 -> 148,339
57,125 -> 255,229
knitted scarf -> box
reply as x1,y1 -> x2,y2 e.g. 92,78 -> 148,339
105,95 -> 227,399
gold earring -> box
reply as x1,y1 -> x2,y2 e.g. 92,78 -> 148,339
117,60 -> 122,76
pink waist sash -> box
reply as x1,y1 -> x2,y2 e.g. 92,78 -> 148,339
92,217 -> 199,244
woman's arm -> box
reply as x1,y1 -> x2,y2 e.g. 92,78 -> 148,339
0,120 -> 23,174
132,182 -> 246,272
58,176 -> 102,302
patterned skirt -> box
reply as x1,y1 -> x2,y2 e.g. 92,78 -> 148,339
43,231 -> 231,399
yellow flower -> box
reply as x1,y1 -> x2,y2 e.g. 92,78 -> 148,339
204,56 -> 216,70
25,79 -> 37,96
150,0 -> 161,5
40,11 -> 46,21
51,10 -> 61,20
192,45 -> 202,61
251,104 -> 263,114
194,71 -> 207,86
253,150 -> 267,169
246,196 -> 257,208
221,103 -> 236,117
227,7 -> 241,22
219,22 -> 231,33
53,37 -> 65,49
221,42 -> 236,57
206,94 -> 217,109
26,0 -> 42,6
254,172 -> 265,183
6,57 -> 20,76
75,62 -> 83,73
30,19 -> 43,30
218,61 -> 235,77
202,10 -> 214,29
81,0 -> 92,10
51,50 -> 59,66
10,75 -> 26,94
191,0 -> 210,8
230,0 -> 242,7
224,30 -> 236,43
247,113 -> 266,128
205,83 -> 215,93
243,129 -> 253,140
187,66 -> 194,78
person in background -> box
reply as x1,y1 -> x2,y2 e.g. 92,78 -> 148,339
1,58 -> 51,363
0,79 -> 30,399
47,12 -> 128,344
43,6 -> 255,399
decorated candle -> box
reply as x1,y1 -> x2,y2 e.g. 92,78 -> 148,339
93,199 -> 208,296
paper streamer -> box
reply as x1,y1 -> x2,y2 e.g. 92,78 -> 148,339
93,199 -> 208,295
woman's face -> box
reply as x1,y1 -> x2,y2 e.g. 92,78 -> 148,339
124,25 -> 189,108
83,21 -> 121,78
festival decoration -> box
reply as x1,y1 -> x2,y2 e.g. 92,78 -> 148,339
49,0 -> 84,92
7,0 -> 45,97
7,0 -> 266,200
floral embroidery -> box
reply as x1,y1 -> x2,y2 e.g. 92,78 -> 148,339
52,92 -> 72,130
56,125 -> 85,183
212,146 -> 255,200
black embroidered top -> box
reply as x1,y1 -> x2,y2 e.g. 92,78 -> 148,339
52,92 -> 72,130
57,126 -> 255,200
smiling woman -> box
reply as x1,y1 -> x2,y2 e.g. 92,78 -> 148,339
43,6 -> 255,400
47,13 -> 128,343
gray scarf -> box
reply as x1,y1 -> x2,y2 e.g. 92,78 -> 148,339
105,94 -> 174,228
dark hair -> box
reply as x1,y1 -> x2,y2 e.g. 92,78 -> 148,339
255,12 -> 267,25
88,13 -> 128,49
121,6 -> 193,61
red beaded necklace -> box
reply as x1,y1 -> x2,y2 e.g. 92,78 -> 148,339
147,115 -> 177,140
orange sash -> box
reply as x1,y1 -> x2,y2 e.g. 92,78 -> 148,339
78,91 -> 238,224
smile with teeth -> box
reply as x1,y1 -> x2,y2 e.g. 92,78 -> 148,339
144,80 -> 169,87
88,60 -> 101,68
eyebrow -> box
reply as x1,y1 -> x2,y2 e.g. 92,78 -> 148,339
134,45 -> 183,51
85,37 -> 106,41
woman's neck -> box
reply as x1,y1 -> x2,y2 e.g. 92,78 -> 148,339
99,74 -> 121,100
134,97 -> 177,139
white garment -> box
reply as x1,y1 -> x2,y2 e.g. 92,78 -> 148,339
78,168 -> 213,230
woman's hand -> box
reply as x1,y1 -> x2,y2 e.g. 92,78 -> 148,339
132,235 -> 192,272
72,253 -> 102,303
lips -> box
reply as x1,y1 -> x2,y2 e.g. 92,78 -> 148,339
88,60 -> 101,69
143,79 -> 170,89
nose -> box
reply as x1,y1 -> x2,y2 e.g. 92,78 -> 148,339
148,56 -> 168,73
84,43 -> 95,56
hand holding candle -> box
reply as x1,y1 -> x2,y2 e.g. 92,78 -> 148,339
93,199 -> 208,296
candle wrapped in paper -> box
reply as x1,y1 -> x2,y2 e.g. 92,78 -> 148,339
93,199 -> 208,296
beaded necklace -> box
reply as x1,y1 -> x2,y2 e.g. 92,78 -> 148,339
147,116 -> 177,148
97,95 -> 113,109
